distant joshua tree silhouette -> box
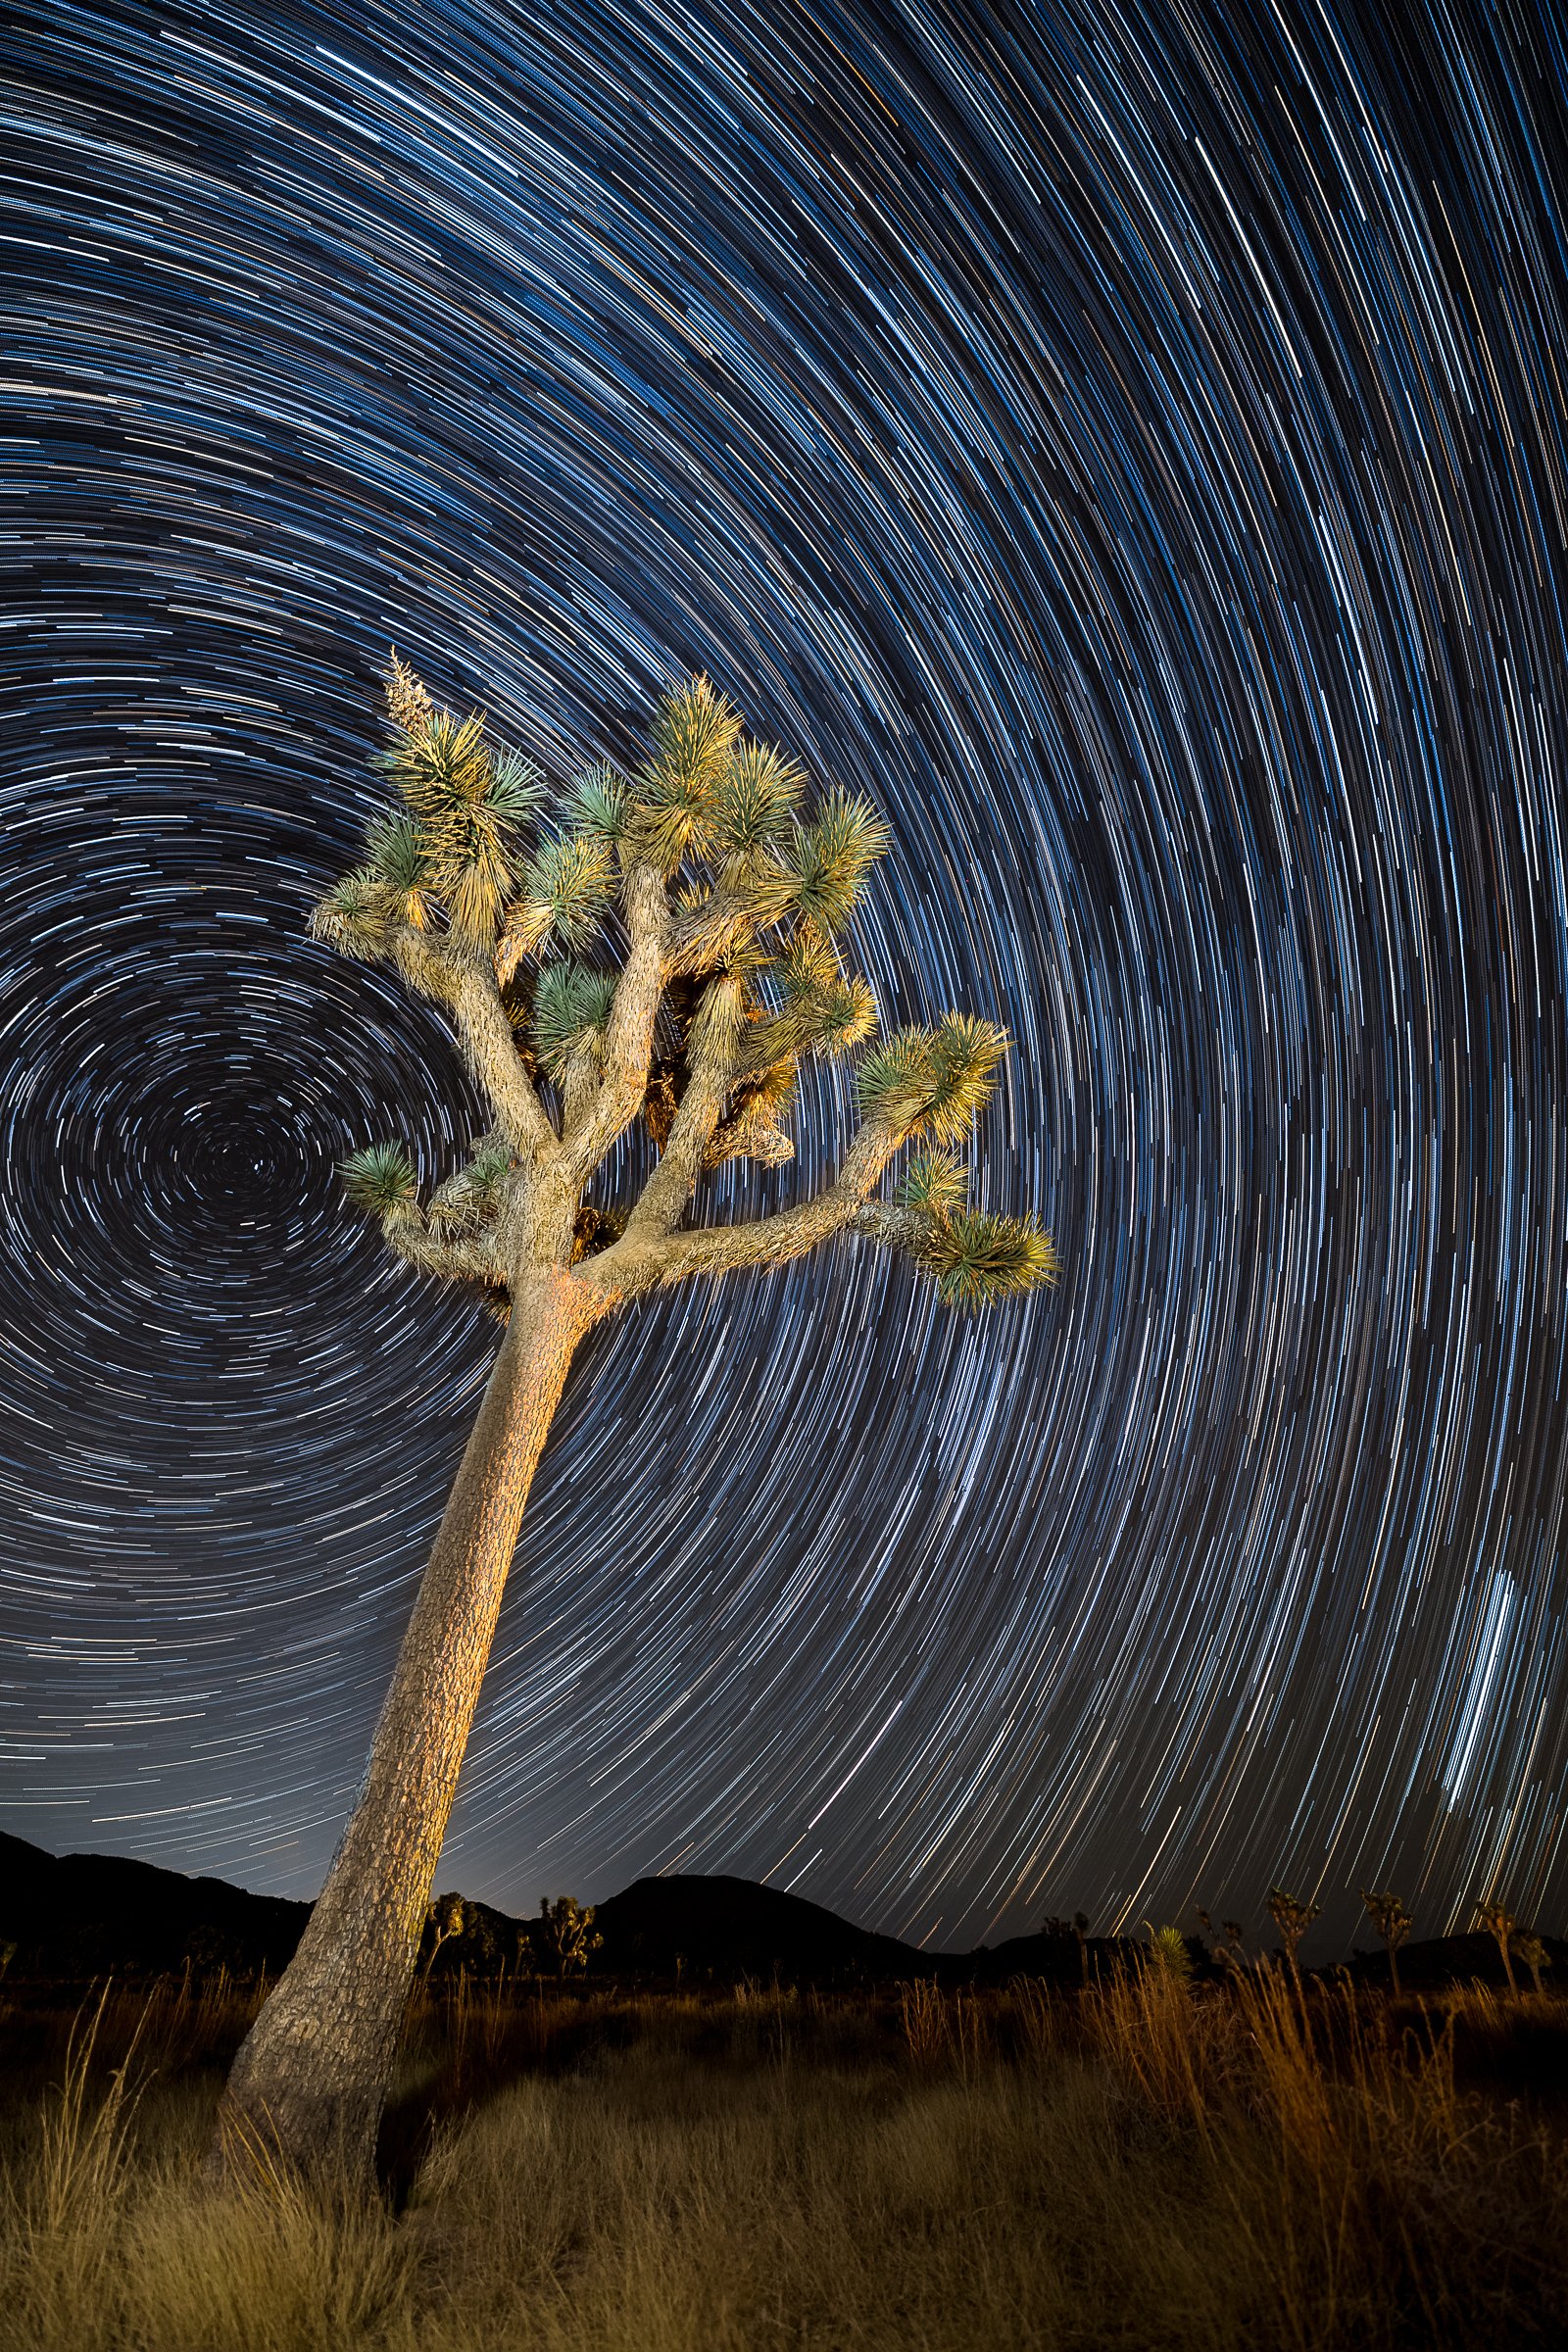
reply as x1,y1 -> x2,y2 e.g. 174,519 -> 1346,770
1516,1932 -> 1552,1996
419,1891 -> 467,1984
1266,1888 -> 1320,1992
1040,1911 -> 1092,1979
1359,1888 -> 1413,1994
535,1895 -> 603,1978
1474,1900 -> 1519,1996
1198,1910 -> 1248,1970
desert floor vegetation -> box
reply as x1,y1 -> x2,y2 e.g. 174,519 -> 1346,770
2,1962 -> 1565,2352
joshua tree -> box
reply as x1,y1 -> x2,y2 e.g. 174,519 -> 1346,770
534,1894 -> 603,1978
1516,1932 -> 1552,1996
1360,1887 -> 1413,1994
1474,1899 -> 1519,1996
1039,1910 -> 1092,1980
418,1891 -> 467,1984
211,662 -> 1056,2184
1145,1923 -> 1193,1988
1198,1909 -> 1248,1970
1266,1888 -> 1320,1992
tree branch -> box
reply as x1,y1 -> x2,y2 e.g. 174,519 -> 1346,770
382,1203 -> 507,1288
390,927 -> 559,1161
585,1120 -> 899,1299
848,1201 -> 926,1255
622,1063 -> 729,1240
564,860 -> 668,1180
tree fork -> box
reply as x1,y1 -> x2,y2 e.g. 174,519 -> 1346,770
208,1268 -> 600,2188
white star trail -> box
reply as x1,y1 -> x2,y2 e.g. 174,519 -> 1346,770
1,0 -> 1566,1952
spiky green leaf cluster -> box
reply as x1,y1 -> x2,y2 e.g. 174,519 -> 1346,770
532,963 -> 618,1077
505,833 -> 616,959
898,1151 -> 969,1219
624,677 -> 743,871
363,813 -> 431,929
921,1014 -> 1009,1143
309,868 -> 390,959
340,1142 -> 417,1216
786,790 -> 890,936
466,1138 -> 514,1193
855,1014 -> 1008,1143
713,742 -> 805,873
735,931 -> 876,1067
371,702 -> 543,944
913,1207 -> 1059,1306
557,763 -> 629,847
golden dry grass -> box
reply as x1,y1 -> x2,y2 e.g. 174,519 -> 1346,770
1,1964 -> 1564,2350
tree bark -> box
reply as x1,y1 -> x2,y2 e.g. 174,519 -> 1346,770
208,1268 -> 593,2190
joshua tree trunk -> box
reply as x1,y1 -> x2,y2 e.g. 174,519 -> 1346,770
209,1268 -> 593,2187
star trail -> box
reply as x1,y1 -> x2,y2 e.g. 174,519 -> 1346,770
3,0 -> 1567,1956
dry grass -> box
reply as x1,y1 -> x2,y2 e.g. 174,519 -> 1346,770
1,1964 -> 1565,2350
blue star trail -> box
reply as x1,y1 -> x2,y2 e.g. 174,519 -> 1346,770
2,0 -> 1566,1955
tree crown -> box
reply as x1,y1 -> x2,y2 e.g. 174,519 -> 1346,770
311,661 -> 1058,1316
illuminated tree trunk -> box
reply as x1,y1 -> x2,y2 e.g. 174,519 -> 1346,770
208,1270 -> 591,2188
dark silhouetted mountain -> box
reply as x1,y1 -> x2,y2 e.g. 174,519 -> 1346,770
590,1873 -> 932,1982
0,1829 -> 309,1977
4,1832 -> 1563,1992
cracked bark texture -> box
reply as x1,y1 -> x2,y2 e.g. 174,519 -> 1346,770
209,1270 -> 595,2188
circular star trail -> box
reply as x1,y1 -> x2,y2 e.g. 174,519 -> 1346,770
3,0 -> 1567,1953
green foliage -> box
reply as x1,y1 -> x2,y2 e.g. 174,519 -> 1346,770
806,974 -> 878,1054
855,1015 -> 1007,1144
897,1151 -> 968,1219
914,1208 -> 1059,1306
786,789 -> 889,935
428,1138 -> 514,1234
855,1027 -> 942,1129
626,677 -> 743,871
713,740 -> 806,868
920,1014 -> 1009,1145
557,762 -> 629,848
510,832 -> 617,955
363,813 -> 431,929
1145,1924 -> 1194,1987
339,1142 -> 417,1216
485,747 -> 546,824
736,932 -> 874,1066
466,1139 -> 514,1194
374,701 -> 541,944
532,963 -> 619,1077
308,866 -> 390,958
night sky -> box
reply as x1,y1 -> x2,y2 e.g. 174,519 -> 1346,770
3,0 -> 1567,1957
